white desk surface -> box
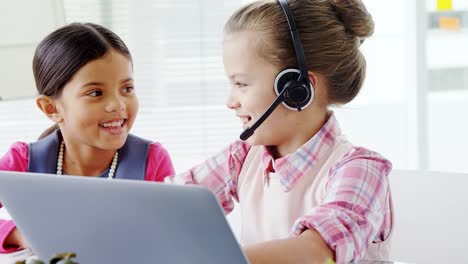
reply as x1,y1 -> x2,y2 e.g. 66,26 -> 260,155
0,207 -> 411,264
0,249 -> 33,264
0,250 -> 411,264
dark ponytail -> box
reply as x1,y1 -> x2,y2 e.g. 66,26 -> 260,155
38,124 -> 59,140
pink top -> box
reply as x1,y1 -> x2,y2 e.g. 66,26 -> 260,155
0,141 -> 175,252
167,113 -> 392,263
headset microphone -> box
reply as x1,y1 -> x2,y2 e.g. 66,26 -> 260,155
239,87 -> 289,141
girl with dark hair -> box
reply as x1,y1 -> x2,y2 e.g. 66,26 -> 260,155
0,23 -> 175,252
166,0 -> 392,263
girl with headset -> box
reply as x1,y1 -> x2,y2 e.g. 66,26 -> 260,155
166,0 -> 392,263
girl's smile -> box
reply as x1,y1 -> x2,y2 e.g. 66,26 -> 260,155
99,118 -> 127,135
236,114 -> 252,129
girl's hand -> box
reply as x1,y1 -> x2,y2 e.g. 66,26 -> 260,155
5,227 -> 28,249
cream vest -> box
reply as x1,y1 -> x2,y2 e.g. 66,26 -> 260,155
237,135 -> 393,263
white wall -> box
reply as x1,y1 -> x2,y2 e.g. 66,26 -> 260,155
0,0 -> 64,100
389,170 -> 468,264
428,90 -> 468,173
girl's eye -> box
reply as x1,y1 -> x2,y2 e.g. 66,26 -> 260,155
87,90 -> 103,97
235,82 -> 247,89
122,86 -> 134,93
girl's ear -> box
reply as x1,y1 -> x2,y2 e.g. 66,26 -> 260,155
307,71 -> 328,107
36,95 -> 63,123
307,71 -> 317,88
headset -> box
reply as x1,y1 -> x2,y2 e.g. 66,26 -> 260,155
240,0 -> 314,141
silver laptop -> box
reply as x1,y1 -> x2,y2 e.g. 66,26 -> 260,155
0,171 -> 248,264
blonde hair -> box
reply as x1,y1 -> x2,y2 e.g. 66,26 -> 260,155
224,0 -> 374,104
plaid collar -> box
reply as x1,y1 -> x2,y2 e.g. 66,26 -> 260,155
260,112 -> 341,191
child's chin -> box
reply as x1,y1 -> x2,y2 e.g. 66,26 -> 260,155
104,138 -> 127,150
246,137 -> 261,146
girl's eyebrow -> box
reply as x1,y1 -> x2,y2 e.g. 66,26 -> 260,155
81,81 -> 103,88
229,73 -> 248,80
81,78 -> 133,88
120,77 -> 133,83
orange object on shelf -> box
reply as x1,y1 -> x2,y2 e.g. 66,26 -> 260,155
438,16 -> 461,31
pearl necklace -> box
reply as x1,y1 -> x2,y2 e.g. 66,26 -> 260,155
56,140 -> 119,179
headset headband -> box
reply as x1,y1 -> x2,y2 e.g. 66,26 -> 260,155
278,0 -> 309,82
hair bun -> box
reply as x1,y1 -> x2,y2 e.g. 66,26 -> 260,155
331,0 -> 374,39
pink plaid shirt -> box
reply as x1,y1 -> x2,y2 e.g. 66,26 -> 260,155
170,112 -> 392,263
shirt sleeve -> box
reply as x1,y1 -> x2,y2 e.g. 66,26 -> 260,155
0,220 -> 18,253
144,142 -> 176,182
290,147 -> 392,263
165,140 -> 251,214
0,142 -> 29,172
0,142 -> 29,253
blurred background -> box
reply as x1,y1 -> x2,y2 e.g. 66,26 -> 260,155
1,0 -> 467,174
1,1 -> 467,263
2,0 -> 467,173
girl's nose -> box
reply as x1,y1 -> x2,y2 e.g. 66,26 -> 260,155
226,93 -> 240,109
105,95 -> 126,112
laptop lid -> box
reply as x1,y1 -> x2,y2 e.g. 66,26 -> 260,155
0,171 -> 248,264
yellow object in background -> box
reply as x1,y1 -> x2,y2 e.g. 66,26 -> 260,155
437,0 -> 452,11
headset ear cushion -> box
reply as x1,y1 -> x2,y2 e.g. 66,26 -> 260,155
274,68 -> 314,111
275,70 -> 299,95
